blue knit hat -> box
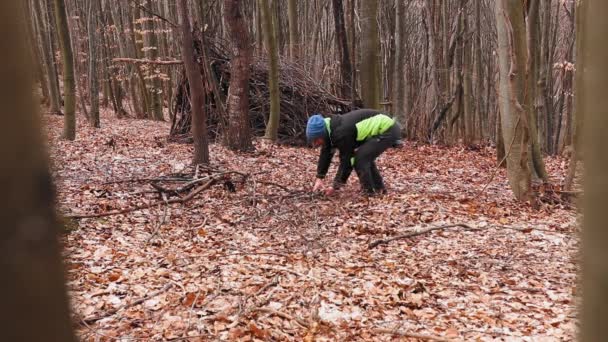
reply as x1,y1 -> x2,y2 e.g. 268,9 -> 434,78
306,114 -> 327,142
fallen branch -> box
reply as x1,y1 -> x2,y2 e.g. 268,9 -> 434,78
82,282 -> 173,324
373,328 -> 453,342
476,117 -> 520,198
101,176 -> 188,185
67,178 -> 216,219
146,194 -> 169,243
369,224 -> 476,249
112,57 -> 183,65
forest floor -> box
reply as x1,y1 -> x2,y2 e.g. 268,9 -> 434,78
47,111 -> 579,341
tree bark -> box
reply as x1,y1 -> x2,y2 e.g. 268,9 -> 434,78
360,0 -> 381,109
0,2 -> 76,339
144,0 -> 164,121
581,1 -> 608,340
462,10 -> 474,145
33,0 -> 62,115
53,0 -> 76,140
495,0 -> 532,201
526,0 -> 549,181
287,0 -> 299,61
177,0 -> 209,164
392,0 -> 407,132
87,0 -> 100,128
259,0 -> 280,141
332,0 -> 353,100
224,0 -> 254,152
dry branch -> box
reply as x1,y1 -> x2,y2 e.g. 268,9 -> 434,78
67,178 -> 217,219
112,57 -> 183,65
373,327 -> 453,341
369,224 -> 476,249
82,282 -> 173,324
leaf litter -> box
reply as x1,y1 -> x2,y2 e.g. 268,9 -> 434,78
47,111 -> 579,341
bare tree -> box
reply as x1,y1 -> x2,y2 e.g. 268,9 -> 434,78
287,0 -> 299,60
177,0 -> 209,164
224,0 -> 254,151
393,0 -> 407,132
332,0 -> 353,99
87,0 -> 100,128
53,0 -> 76,140
360,0 -> 381,109
495,0 -> 532,201
259,0 -> 280,141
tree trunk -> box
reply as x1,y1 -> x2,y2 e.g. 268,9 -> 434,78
87,0 -> 100,128
224,0 -> 254,152
347,0 -> 358,107
144,0 -> 164,121
34,0 -> 62,115
287,0 -> 299,61
177,0 -> 209,164
581,1 -> 608,340
462,10 -> 474,145
495,0 -> 532,201
474,0 -> 484,139
360,0 -> 380,109
332,0 -> 353,100
260,0 -> 280,141
565,1 -> 582,192
540,0 -> 554,154
53,0 -> 76,140
127,0 -> 151,118
0,2 -> 76,339
526,0 -> 549,181
392,0 -> 407,132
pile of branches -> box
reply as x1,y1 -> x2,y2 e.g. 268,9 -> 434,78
66,164 -> 314,220
170,34 -> 351,145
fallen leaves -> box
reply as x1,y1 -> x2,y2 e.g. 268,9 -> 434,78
47,112 -> 579,340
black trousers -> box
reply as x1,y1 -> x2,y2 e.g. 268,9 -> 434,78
354,123 -> 401,193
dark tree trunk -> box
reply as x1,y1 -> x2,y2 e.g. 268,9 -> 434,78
0,2 -> 76,340
177,0 -> 209,164
224,0 -> 254,152
332,0 -> 352,99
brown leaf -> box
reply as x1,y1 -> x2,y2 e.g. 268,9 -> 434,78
248,322 -> 269,339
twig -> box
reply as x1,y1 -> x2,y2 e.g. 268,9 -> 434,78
146,193 -> 169,243
101,176 -> 188,185
373,327 -> 454,341
369,224 -> 477,249
128,0 -> 177,27
67,178 -> 216,219
112,57 -> 183,65
476,117 -> 520,197
253,180 -> 293,193
82,283 -> 173,324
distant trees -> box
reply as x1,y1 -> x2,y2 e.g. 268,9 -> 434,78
28,0 -> 578,188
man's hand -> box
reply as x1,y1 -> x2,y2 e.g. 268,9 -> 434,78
313,178 -> 324,192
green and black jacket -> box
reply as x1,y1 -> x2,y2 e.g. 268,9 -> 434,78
317,109 -> 395,188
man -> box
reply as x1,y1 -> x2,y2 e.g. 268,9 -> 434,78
307,109 -> 402,196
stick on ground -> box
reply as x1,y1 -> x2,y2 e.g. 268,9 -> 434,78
368,223 -> 476,249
